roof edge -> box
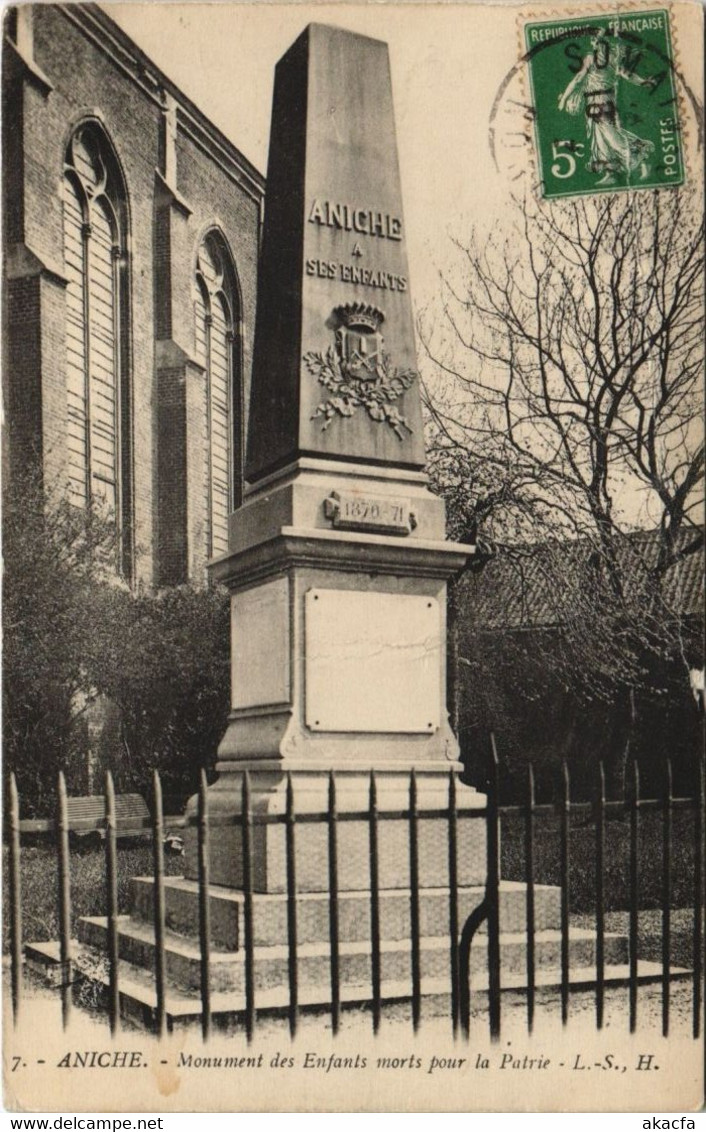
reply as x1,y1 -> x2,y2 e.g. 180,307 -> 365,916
60,4 -> 265,196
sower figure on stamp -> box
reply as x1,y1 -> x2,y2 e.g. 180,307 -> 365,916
558,27 -> 656,185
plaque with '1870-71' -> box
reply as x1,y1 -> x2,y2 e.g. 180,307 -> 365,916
524,10 -> 684,198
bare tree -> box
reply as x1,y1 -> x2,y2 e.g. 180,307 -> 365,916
421,190 -> 704,786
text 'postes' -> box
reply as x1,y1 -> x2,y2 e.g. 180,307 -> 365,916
309,199 -> 403,241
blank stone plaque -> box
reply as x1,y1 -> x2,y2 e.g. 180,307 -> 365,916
232,577 -> 290,709
305,590 -> 441,733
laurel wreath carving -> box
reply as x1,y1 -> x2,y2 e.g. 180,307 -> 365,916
304,346 -> 416,440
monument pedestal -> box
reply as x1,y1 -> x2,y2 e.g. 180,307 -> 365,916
182,457 -> 482,890
183,769 -> 486,894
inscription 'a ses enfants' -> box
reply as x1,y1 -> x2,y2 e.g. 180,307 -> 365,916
305,259 -> 408,291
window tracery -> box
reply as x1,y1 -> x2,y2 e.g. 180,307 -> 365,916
63,123 -> 131,574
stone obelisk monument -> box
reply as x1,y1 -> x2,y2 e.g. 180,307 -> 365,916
185,23 -> 485,900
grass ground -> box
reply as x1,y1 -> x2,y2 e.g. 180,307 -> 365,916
500,806 -> 699,913
2,839 -> 184,947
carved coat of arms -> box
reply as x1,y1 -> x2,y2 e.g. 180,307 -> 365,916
305,303 -> 416,440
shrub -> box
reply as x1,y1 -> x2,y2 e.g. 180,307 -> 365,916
3,475 -> 230,814
86,583 -> 230,806
2,474 -> 122,812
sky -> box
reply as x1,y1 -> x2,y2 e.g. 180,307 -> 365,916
105,0 -> 704,299
105,1 -> 703,300
104,1 -> 527,309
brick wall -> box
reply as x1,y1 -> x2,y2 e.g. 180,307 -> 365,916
3,5 -> 264,588
5,275 -> 43,479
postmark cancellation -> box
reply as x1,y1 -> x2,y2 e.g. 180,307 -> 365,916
491,5 -> 699,200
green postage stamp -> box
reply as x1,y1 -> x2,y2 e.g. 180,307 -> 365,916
524,9 -> 684,198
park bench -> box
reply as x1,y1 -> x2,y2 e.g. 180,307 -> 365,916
66,793 -> 151,841
17,793 -> 185,852
17,794 -> 184,850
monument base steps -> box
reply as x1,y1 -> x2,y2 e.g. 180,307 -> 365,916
24,877 -> 691,1030
128,877 -> 561,948
25,936 -> 690,1034
77,918 -> 633,993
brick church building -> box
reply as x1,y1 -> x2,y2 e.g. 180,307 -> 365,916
2,3 -> 264,589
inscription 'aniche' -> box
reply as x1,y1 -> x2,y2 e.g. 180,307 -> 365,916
309,199 -> 403,240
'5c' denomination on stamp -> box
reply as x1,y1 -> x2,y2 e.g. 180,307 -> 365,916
524,10 -> 684,198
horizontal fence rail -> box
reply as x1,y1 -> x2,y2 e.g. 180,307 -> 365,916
6,751 -> 705,1041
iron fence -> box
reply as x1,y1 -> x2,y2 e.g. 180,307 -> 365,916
5,745 -> 705,1042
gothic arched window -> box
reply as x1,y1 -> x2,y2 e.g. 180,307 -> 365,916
194,231 -> 240,559
63,122 -> 131,574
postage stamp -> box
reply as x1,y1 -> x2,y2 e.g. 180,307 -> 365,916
523,9 -> 685,198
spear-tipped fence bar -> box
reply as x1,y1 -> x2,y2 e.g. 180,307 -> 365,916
197,770 -> 211,1041
486,736 -> 501,1040
105,771 -> 120,1035
368,771 -> 382,1035
152,770 -> 167,1037
447,770 -> 460,1038
525,763 -> 536,1035
241,771 -> 255,1042
693,757 -> 705,1040
57,772 -> 72,1029
629,759 -> 640,1034
662,759 -> 672,1037
7,756 -> 705,1039
456,744 -> 500,1041
595,761 -> 606,1031
285,773 -> 299,1038
9,774 -> 22,1024
560,761 -> 570,1026
328,770 -> 341,1036
409,770 -> 421,1033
